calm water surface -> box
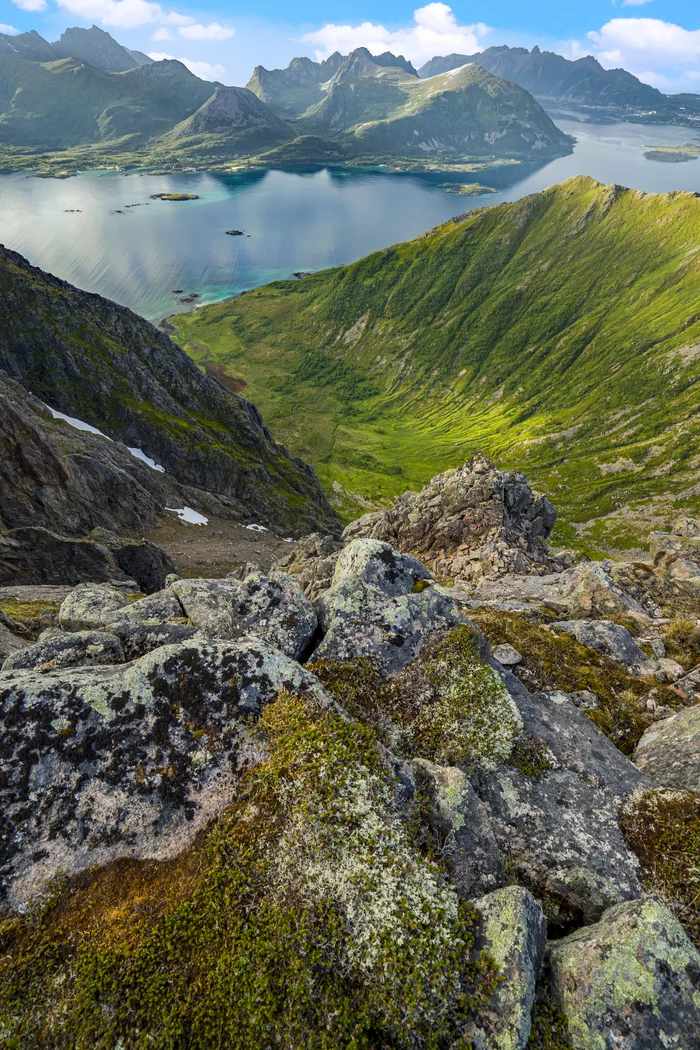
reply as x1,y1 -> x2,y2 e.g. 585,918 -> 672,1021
0,115 -> 698,321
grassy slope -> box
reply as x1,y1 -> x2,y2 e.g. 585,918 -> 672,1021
172,176 -> 700,552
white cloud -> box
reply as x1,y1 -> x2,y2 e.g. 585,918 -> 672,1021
147,50 -> 225,79
10,0 -> 47,11
620,0 -> 655,6
57,0 -> 163,28
165,10 -> 194,25
0,22 -> 20,32
178,21 -> 234,41
588,18 -> 700,66
302,3 -> 490,68
152,26 -> 173,40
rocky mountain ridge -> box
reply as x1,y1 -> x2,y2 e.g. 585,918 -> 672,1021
419,44 -> 700,125
0,24 -> 152,72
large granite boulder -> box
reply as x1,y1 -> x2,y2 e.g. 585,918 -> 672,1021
59,582 -> 131,631
475,676 -> 651,927
342,454 -> 558,585
0,638 -> 330,905
469,887 -> 547,1050
634,704 -> 700,792
548,897 -> 700,1049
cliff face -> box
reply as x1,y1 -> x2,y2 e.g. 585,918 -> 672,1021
0,246 -> 339,537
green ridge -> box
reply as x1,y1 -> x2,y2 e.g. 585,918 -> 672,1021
172,175 -> 700,552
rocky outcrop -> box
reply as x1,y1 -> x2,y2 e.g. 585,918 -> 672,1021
0,247 -> 339,536
343,455 -> 559,584
548,898 -> 700,1049
553,619 -> 658,676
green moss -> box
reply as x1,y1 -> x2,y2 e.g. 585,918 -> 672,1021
526,981 -> 571,1049
0,598 -> 60,638
620,788 -> 700,948
507,731 -> 554,777
0,691 -> 499,1049
470,610 -> 650,754
663,618 -> 700,670
311,624 -> 522,769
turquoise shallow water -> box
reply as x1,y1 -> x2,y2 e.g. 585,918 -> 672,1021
0,115 -> 697,321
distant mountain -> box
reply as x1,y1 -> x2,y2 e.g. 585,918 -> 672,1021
164,85 -> 293,154
0,54 -> 217,148
248,48 -> 571,161
419,45 -> 700,123
0,24 -> 153,72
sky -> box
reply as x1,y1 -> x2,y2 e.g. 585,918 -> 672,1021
0,0 -> 698,92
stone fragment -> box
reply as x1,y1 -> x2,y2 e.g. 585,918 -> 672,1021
655,656 -> 685,682
0,638 -> 330,905
476,680 -> 650,926
469,887 -> 547,1050
59,582 -> 131,631
634,704 -> 700,793
2,629 -> 125,671
410,758 -> 503,897
552,619 -> 657,676
548,898 -> 700,1050
492,643 -> 523,667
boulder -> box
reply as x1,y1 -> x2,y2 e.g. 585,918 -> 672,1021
2,629 -> 125,671
342,454 -> 559,585
59,582 -> 131,631
410,758 -> 503,898
331,539 -> 432,596
0,638 -> 330,905
313,574 -> 465,676
0,622 -> 26,662
548,898 -> 700,1049
552,619 -> 657,676
475,679 -> 650,927
634,704 -> 700,793
171,578 -> 241,635
273,531 -> 344,598
492,643 -> 523,667
475,561 -> 649,619
469,887 -> 547,1050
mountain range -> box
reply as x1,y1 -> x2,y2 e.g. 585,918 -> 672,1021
0,30 -> 571,172
171,175 -> 700,554
419,45 -> 700,125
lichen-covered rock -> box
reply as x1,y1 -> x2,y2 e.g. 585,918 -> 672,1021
0,639 -> 330,905
553,619 -> 657,676
469,887 -> 547,1050
2,629 -> 125,671
332,539 -> 432,596
107,588 -> 184,626
475,561 -> 649,619
100,588 -> 202,659
476,680 -> 650,926
230,571 -> 317,660
170,577 -> 241,636
273,531 -> 344,598
548,897 -> 700,1049
493,643 -> 523,667
634,704 -> 700,792
58,581 -> 131,631
313,574 -> 465,675
342,454 -> 559,585
410,758 -> 503,898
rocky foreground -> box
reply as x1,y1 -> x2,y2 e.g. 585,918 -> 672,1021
1,457 -> 700,1048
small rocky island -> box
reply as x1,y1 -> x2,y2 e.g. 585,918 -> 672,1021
225,229 -> 244,236
644,143 -> 700,163
150,192 -> 200,201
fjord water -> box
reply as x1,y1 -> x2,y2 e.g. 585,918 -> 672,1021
0,115 -> 698,322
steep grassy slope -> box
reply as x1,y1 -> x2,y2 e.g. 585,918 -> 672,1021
0,245 -> 338,535
172,176 -> 700,552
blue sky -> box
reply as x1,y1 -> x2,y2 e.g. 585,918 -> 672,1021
1,0 -> 698,91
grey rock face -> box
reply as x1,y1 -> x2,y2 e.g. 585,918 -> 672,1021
548,898 -> 700,1049
469,887 -> 547,1050
2,629 -> 125,671
332,539 -> 432,596
0,638 -> 330,905
410,758 -> 503,898
313,575 -> 465,675
553,619 -> 657,675
172,573 -> 317,659
342,453 -> 558,585
0,622 -> 26,662
634,704 -> 700,792
59,582 -> 131,632
476,683 -> 650,926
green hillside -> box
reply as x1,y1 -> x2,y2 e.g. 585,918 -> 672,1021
171,176 -> 700,553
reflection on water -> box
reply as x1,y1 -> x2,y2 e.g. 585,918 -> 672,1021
0,116 -> 697,321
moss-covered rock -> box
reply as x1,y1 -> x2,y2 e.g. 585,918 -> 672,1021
548,897 -> 700,1049
634,704 -> 700,793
